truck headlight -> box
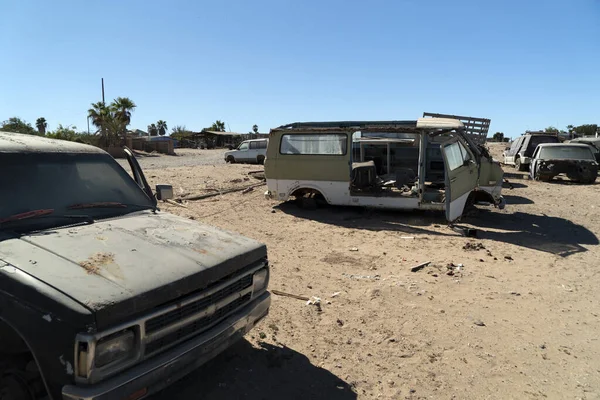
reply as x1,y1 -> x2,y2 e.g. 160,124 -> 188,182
95,330 -> 135,368
252,268 -> 269,295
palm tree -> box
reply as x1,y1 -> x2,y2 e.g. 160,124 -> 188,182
252,124 -> 258,134
157,120 -> 168,136
111,97 -> 136,145
148,123 -> 158,136
36,117 -> 47,135
210,120 -> 226,132
111,97 -> 136,126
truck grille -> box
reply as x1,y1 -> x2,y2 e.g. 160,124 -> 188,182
145,292 -> 251,355
145,274 -> 253,334
142,263 -> 262,359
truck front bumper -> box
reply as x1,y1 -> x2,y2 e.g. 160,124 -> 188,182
62,292 -> 271,400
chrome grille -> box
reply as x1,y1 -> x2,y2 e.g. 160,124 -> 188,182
145,274 -> 253,334
145,293 -> 251,356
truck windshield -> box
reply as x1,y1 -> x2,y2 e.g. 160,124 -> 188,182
0,152 -> 154,228
539,146 -> 595,160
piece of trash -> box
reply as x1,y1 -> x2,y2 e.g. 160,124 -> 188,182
349,247 -> 359,252
306,296 -> 321,306
336,319 -> 344,326
463,242 -> 485,251
450,225 -> 478,237
473,319 -> 486,327
562,284 -> 573,292
272,289 -> 310,301
342,273 -> 380,280
504,255 -> 514,261
241,187 -> 254,194
410,261 -> 431,273
331,292 -> 341,298
510,291 -> 521,296
401,236 -> 414,239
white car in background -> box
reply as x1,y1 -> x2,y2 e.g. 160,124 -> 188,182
225,138 -> 269,164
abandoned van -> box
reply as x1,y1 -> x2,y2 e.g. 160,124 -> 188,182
264,118 -> 505,222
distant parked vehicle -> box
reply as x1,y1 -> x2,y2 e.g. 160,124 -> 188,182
529,143 -> 598,183
569,137 -> 600,162
224,138 -> 269,164
503,131 -> 560,171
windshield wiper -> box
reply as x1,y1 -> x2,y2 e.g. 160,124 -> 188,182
0,211 -> 94,229
0,209 -> 55,224
67,202 -> 128,210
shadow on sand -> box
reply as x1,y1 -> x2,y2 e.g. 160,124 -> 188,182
151,340 -> 356,400
276,202 -> 597,257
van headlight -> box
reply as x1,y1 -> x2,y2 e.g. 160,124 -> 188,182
95,330 -> 135,368
252,268 -> 269,295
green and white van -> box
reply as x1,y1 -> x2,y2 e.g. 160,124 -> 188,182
264,118 -> 505,222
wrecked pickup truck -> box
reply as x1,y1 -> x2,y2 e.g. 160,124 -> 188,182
0,132 -> 270,400
529,142 -> 598,183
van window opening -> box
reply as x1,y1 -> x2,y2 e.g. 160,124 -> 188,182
280,134 -> 348,155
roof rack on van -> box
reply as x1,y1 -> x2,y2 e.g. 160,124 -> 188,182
275,121 -> 417,130
523,130 -> 559,136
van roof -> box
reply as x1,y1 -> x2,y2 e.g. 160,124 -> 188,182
273,118 -> 463,132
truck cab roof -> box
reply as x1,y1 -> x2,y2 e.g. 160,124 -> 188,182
0,131 -> 105,154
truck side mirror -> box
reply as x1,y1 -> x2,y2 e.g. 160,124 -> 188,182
156,185 -> 174,200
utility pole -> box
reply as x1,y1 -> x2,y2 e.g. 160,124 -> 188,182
87,117 -> 90,135
101,78 -> 105,104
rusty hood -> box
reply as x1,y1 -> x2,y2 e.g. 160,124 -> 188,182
0,211 -> 266,329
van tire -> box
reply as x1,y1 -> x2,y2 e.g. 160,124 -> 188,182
257,156 -> 265,165
226,156 -> 235,164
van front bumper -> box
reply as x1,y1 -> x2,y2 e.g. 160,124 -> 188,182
62,292 -> 271,400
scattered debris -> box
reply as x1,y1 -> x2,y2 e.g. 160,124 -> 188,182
504,255 -> 514,261
450,225 -> 478,237
164,199 -> 188,208
562,284 -> 573,292
306,296 -> 322,311
473,319 -> 486,327
182,182 -> 266,201
510,291 -> 521,296
241,187 -> 254,194
463,242 -> 485,251
342,273 -> 380,281
336,319 -> 344,326
410,261 -> 431,273
349,247 -> 359,252
271,289 -> 310,301
331,292 -> 341,298
400,236 -> 415,239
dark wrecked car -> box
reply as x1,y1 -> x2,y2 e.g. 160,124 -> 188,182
529,143 -> 598,183
0,132 -> 270,400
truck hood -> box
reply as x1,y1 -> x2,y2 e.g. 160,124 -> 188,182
0,211 -> 266,329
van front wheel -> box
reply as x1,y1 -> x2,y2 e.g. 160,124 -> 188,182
226,156 -> 235,164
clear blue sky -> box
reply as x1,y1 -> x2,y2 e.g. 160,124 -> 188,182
1,0 -> 598,138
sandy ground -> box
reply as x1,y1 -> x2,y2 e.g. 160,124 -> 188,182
144,144 -> 600,400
